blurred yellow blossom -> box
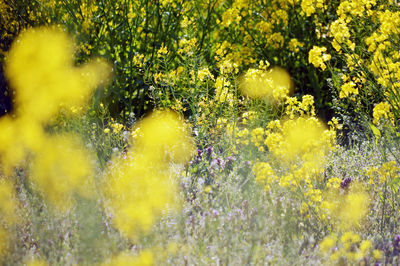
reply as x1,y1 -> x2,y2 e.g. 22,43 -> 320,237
5,27 -> 110,123
239,67 -> 292,101
105,109 -> 193,239
31,135 -> 95,211
102,250 -> 153,266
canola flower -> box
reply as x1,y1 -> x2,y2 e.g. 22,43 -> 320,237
1,26 -> 109,173
5,27 -> 110,123
251,96 -> 338,215
265,116 -> 335,164
321,183 -> 370,231
319,231 -> 378,263
31,134 -> 95,211
239,66 -> 292,101
105,110 -> 194,240
102,250 -> 153,266
1,27 -> 110,212
373,102 -> 393,125
132,110 -> 195,164
308,46 -> 331,71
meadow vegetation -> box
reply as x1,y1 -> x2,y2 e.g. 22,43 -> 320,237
1,0 -> 400,265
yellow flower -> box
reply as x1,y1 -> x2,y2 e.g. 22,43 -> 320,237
5,27 -> 110,123
373,249 -> 382,260
239,67 -> 292,101
308,46 -> 331,71
133,110 -> 195,164
105,110 -> 194,239
373,102 -> 393,125
102,250 -> 153,266
31,135 -> 94,211
320,235 -> 337,253
339,81 -> 358,98
288,38 -> 304,53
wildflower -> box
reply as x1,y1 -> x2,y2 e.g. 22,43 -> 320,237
339,81 -> 358,98
322,184 -> 369,231
197,67 -> 215,81
340,177 -> 352,189
373,249 -> 382,260
320,235 -> 337,253
102,250 -> 153,266
225,156 -> 235,171
288,38 -> 304,53
308,46 -> 331,71
157,44 -> 168,58
301,0 -> 326,16
5,27 -> 110,123
31,135 -> 94,211
239,67 -> 292,101
205,146 -> 213,159
373,102 -> 393,125
105,110 -> 194,239
252,162 -> 276,186
265,116 -> 332,163
133,110 -> 195,164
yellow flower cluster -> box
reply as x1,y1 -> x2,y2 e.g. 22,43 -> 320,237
104,110 -> 194,239
1,27 -> 109,210
339,81 -> 358,98
320,232 -> 380,263
252,162 -> 277,191
330,18 -> 353,52
288,38 -> 304,53
236,128 -> 250,146
102,250 -> 153,266
31,135 -> 94,210
373,102 -> 393,125
301,0 -> 326,17
265,116 -> 334,164
366,161 -> 399,184
284,95 -> 316,119
252,96 -> 337,203
251,127 -> 265,152
321,184 -> 369,231
6,27 -> 109,123
215,76 -> 234,105
308,46 -> 331,71
239,67 -> 292,101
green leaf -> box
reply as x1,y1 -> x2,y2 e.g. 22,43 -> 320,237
369,123 -> 381,143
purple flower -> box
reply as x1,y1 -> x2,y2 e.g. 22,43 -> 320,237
340,177 -> 352,189
205,146 -> 213,158
216,157 -> 225,168
394,235 -> 400,250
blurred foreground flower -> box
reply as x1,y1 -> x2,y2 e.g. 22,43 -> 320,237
102,250 -> 153,266
31,135 -> 95,212
322,183 -> 370,231
0,26 -> 110,212
239,67 -> 293,101
5,26 -> 110,123
265,116 -> 335,165
105,110 -> 194,239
